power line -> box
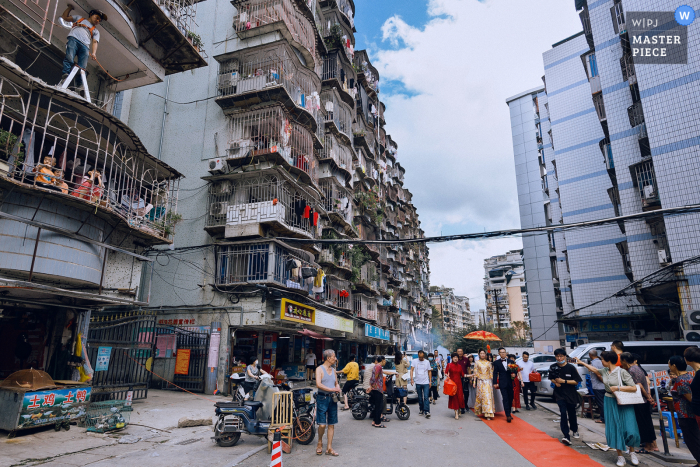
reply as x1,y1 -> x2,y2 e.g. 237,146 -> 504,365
277,202 -> 700,245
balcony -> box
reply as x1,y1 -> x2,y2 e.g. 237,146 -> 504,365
319,133 -> 353,182
0,0 -> 206,92
379,101 -> 385,126
353,119 -> 376,159
319,8 -> 354,60
620,54 -> 636,85
220,106 -> 318,186
322,51 -> 356,107
319,245 -> 351,273
325,275 -> 351,310
353,293 -> 377,320
216,239 -> 318,290
205,174 -> 320,241
0,62 -> 182,245
353,50 -> 379,99
215,44 -> 321,134
634,160 -> 661,211
232,0 -> 317,67
319,178 -> 355,233
627,101 -> 645,128
321,88 -> 353,145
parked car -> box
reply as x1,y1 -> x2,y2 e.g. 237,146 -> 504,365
359,356 -> 418,402
533,341 -> 698,398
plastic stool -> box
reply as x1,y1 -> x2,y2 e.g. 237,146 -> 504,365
661,411 -> 682,439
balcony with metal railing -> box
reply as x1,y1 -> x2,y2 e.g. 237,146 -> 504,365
319,178 -> 355,233
215,44 -> 321,134
353,293 -> 377,320
205,174 -> 320,242
215,239 -> 317,289
633,160 -> 661,211
321,88 -> 353,146
353,117 -> 376,159
319,245 -> 352,272
232,0 -> 317,67
325,274 -> 351,310
322,51 -> 356,107
353,50 -> 379,99
627,101 -> 645,128
319,133 -> 353,182
220,106 -> 318,187
620,53 -> 636,85
0,65 -> 183,245
0,0 -> 207,92
319,8 -> 354,60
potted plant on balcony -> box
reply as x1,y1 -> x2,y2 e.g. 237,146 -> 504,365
186,31 -> 204,53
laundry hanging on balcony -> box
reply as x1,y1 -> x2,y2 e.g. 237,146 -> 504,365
286,258 -> 302,280
312,268 -> 325,293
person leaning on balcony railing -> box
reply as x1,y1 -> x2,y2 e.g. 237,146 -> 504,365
58,5 -> 108,87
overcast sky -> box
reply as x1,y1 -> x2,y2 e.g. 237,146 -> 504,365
352,0 -> 582,312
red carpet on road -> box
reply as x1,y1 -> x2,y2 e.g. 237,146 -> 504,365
481,413 -> 604,467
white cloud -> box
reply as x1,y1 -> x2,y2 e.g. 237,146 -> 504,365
371,0 -> 581,311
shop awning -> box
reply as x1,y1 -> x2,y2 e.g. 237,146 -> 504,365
299,329 -> 333,340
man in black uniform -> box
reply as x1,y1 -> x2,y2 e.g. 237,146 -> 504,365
550,348 -> 582,446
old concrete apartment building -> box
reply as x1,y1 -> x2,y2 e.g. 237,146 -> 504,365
0,0 -> 206,399
508,0 -> 700,352
111,0 -> 432,392
483,250 -> 529,330
429,286 -> 472,333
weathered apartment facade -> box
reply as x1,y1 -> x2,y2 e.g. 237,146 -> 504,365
0,0 -> 206,397
508,0 -> 700,351
116,0 -> 431,392
429,286 -> 472,333
483,250 -> 529,331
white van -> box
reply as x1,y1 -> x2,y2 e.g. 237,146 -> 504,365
533,341 -> 697,398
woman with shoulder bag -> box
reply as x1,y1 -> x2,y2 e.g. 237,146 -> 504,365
576,352 -> 641,467
620,353 -> 657,454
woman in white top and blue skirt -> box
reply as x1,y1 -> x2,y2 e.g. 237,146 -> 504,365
576,352 -> 641,467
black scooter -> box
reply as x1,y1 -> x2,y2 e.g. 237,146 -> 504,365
351,379 -> 410,421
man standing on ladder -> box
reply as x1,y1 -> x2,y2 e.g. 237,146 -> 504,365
58,5 -> 107,91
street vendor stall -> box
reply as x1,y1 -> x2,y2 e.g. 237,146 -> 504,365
0,369 -> 91,438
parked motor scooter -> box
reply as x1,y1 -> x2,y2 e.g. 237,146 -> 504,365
229,372 -> 246,402
213,374 -> 316,447
351,376 -> 410,421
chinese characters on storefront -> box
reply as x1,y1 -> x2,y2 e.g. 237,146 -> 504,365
19,387 -> 91,429
280,298 -> 315,324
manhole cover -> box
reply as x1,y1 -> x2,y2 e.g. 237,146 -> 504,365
175,438 -> 202,446
421,429 -> 458,437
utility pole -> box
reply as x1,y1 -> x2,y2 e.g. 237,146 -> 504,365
493,289 -> 501,332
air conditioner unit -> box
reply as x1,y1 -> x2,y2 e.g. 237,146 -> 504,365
643,184 -> 655,199
631,329 -> 646,338
684,330 -> 700,342
208,158 -> 228,174
657,249 -> 668,264
210,202 -> 228,216
687,310 -> 700,326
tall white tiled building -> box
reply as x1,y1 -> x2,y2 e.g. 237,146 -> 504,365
508,0 -> 700,349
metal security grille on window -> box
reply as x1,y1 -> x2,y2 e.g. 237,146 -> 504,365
216,242 -> 315,286
634,160 -> 660,209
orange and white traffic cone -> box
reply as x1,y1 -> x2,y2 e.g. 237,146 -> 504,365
270,428 -> 282,467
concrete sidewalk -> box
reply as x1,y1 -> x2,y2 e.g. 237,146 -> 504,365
1,390 -> 266,467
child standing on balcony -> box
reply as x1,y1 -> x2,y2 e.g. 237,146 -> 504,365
59,5 -> 107,88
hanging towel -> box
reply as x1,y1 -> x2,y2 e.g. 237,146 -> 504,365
312,268 -> 325,293
313,211 -> 319,226
303,205 -> 310,219
301,267 -> 316,279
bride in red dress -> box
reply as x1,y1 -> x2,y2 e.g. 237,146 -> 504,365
445,353 -> 465,420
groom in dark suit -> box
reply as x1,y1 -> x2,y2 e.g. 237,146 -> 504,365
492,347 -> 514,422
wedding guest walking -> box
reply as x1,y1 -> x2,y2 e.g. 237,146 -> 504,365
620,353 -> 657,454
670,353 -> 700,464
473,349 -> 495,420
445,353 -> 465,419
509,354 -> 521,413
576,352 -> 641,466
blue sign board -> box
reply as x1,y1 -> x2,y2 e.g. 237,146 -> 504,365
566,335 -> 578,343
365,323 -> 390,341
95,346 -> 112,372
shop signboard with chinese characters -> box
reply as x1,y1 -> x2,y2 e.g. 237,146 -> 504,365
315,310 -> 354,333
280,298 -> 315,324
17,387 -> 91,429
579,318 -> 629,333
364,323 -> 389,341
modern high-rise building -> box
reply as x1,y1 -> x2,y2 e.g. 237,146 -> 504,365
483,250 -> 530,331
429,286 -> 472,332
119,0 -> 432,391
508,0 -> 700,350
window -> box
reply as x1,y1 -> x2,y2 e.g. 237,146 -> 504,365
533,355 -> 556,363
626,345 -> 696,365
588,54 -> 599,78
